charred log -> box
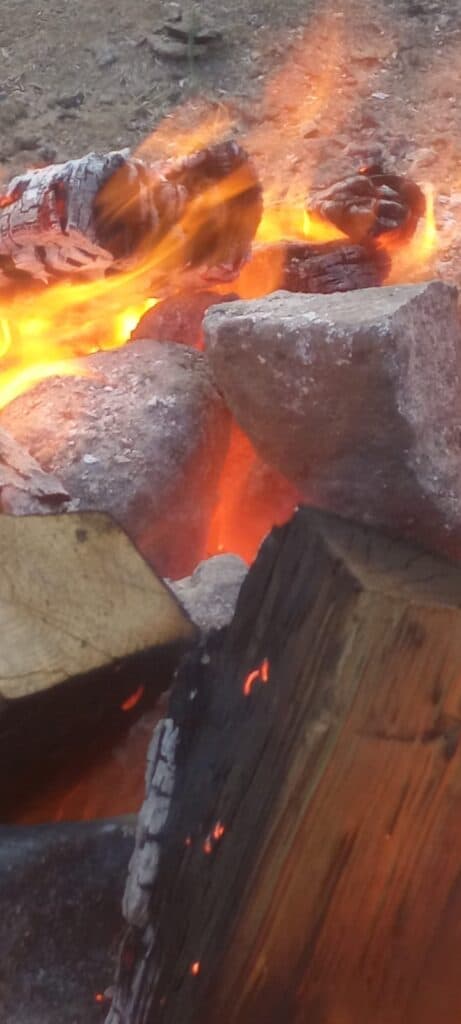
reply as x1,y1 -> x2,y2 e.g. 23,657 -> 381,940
0,142 -> 262,288
241,238 -> 390,294
308,166 -> 426,245
108,507 -> 461,1024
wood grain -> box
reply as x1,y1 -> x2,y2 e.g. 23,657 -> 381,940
108,508 -> 461,1024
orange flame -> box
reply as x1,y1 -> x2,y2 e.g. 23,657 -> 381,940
190,962 -> 201,977
381,183 -> 438,284
0,26 -> 441,417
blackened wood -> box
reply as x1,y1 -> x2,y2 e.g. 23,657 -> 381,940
108,507 -> 461,1024
240,239 -> 390,296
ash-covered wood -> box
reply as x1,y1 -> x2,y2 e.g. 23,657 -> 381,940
0,141 -> 262,288
308,165 -> 426,245
108,508 -> 461,1024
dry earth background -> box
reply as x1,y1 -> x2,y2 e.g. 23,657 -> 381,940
2,0 -> 461,279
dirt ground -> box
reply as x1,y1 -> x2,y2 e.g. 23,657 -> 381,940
2,0 -> 461,279
1,0 -> 461,277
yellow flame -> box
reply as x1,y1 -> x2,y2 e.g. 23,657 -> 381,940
383,183 -> 438,284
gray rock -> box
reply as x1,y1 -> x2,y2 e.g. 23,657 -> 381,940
1,340 -> 231,577
205,283 -> 461,558
0,818 -> 135,1024
170,553 -> 248,632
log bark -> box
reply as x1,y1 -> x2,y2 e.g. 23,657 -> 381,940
0,142 -> 262,289
109,507 -> 461,1024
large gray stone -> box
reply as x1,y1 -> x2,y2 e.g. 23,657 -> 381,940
205,282 -> 461,557
0,340 -> 231,577
170,553 -> 248,632
0,818 -> 135,1024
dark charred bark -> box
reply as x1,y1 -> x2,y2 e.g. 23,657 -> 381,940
108,507 -> 461,1024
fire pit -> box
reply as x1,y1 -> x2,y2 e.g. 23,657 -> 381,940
1,8 -> 461,1020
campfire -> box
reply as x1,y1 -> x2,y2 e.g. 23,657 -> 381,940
4,32 -> 461,1024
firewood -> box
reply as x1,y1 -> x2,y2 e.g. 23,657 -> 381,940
240,238 -> 390,295
308,165 -> 426,245
0,510 -> 194,818
109,507 -> 461,1024
0,141 -> 262,289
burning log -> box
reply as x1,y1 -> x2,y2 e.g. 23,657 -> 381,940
307,165 -> 426,244
0,510 -> 194,819
0,141 -> 262,288
109,508 -> 461,1024
239,237 -> 390,295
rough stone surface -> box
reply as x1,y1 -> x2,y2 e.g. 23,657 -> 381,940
0,817 -> 135,1024
205,282 -> 461,558
0,424 -> 69,514
170,553 -> 248,632
131,290 -> 238,349
0,340 -> 231,577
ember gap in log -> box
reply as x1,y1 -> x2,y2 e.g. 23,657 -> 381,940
0,511 -> 194,820
109,508 -> 461,1024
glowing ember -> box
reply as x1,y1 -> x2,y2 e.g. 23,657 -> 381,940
213,822 -> 225,841
94,992 -> 106,1004
190,961 -> 201,977
121,685 -> 145,713
243,658 -> 270,697
203,837 -> 213,855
